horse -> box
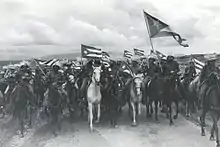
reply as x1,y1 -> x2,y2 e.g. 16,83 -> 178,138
127,74 -> 144,126
9,81 -> 35,137
33,73 -> 46,107
145,75 -> 164,121
198,72 -> 220,147
86,65 -> 102,131
180,75 -> 200,117
101,62 -> 125,127
46,84 -> 63,136
162,73 -> 181,125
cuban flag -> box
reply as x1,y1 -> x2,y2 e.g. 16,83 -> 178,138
134,48 -> 145,56
102,51 -> 110,67
124,50 -> 133,59
81,44 -> 102,59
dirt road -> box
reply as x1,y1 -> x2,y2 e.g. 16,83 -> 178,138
0,107 -> 216,147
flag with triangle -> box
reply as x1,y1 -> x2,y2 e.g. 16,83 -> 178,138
143,11 -> 189,47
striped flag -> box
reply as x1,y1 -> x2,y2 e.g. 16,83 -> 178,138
124,50 -> 133,59
191,58 -> 204,73
81,44 -> 102,59
34,59 -> 59,67
134,48 -> 145,56
102,51 -> 110,67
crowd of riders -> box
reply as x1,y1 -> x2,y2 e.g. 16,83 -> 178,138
0,53 -> 219,117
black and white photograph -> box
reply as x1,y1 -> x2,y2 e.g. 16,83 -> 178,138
0,0 -> 219,147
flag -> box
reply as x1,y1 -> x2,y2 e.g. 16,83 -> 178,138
191,58 -> 204,72
102,51 -> 110,67
143,11 -> 189,47
81,44 -> 102,58
152,50 -> 166,58
124,50 -> 133,59
134,48 -> 145,56
34,58 -> 59,67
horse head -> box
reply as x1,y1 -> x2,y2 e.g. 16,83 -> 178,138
133,73 -> 144,96
207,72 -> 219,86
92,65 -> 102,86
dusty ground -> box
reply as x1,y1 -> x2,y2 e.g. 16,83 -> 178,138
0,105 -> 216,147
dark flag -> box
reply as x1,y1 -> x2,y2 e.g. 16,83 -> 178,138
143,11 -> 189,47
81,44 -> 102,58
124,50 -> 133,59
134,48 -> 145,56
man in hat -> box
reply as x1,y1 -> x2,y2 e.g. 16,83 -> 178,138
182,60 -> 196,89
163,55 -> 180,76
16,64 -> 32,83
200,57 -> 219,83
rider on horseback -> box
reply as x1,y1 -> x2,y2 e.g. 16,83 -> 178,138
182,60 -> 196,88
16,64 -> 32,83
163,55 -> 180,76
199,56 -> 219,109
78,59 -> 101,99
46,63 -> 67,99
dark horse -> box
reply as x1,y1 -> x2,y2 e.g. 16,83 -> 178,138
199,72 -> 220,147
145,75 -> 164,121
162,73 -> 180,125
46,85 -> 63,136
101,62 -> 125,127
33,73 -> 46,107
9,81 -> 35,137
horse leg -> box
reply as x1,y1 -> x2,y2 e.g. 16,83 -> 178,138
88,103 -> 93,131
173,100 -> 179,119
200,109 -> 207,136
28,106 -> 32,128
138,102 -> 141,115
154,100 -> 159,122
130,102 -> 137,126
169,104 -> 174,125
215,116 -> 220,147
146,99 -> 152,118
95,103 -> 101,123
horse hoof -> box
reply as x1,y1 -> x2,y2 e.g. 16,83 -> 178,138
131,122 -> 138,127
173,115 -> 178,119
210,136 -> 215,141
169,122 -> 174,126
201,132 -> 206,136
146,115 -> 152,118
155,119 -> 160,123
94,120 -> 100,124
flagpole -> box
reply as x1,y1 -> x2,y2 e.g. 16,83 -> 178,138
143,10 -> 155,52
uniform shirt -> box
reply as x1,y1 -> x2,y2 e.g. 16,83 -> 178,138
148,62 -> 161,77
48,70 -> 64,86
184,65 -> 196,77
163,61 -> 180,75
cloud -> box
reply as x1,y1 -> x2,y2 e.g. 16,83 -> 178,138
0,0 -> 220,60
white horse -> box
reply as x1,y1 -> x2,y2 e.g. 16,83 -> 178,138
128,73 -> 144,126
87,65 -> 102,131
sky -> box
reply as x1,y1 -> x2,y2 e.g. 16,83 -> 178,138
0,0 -> 219,60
